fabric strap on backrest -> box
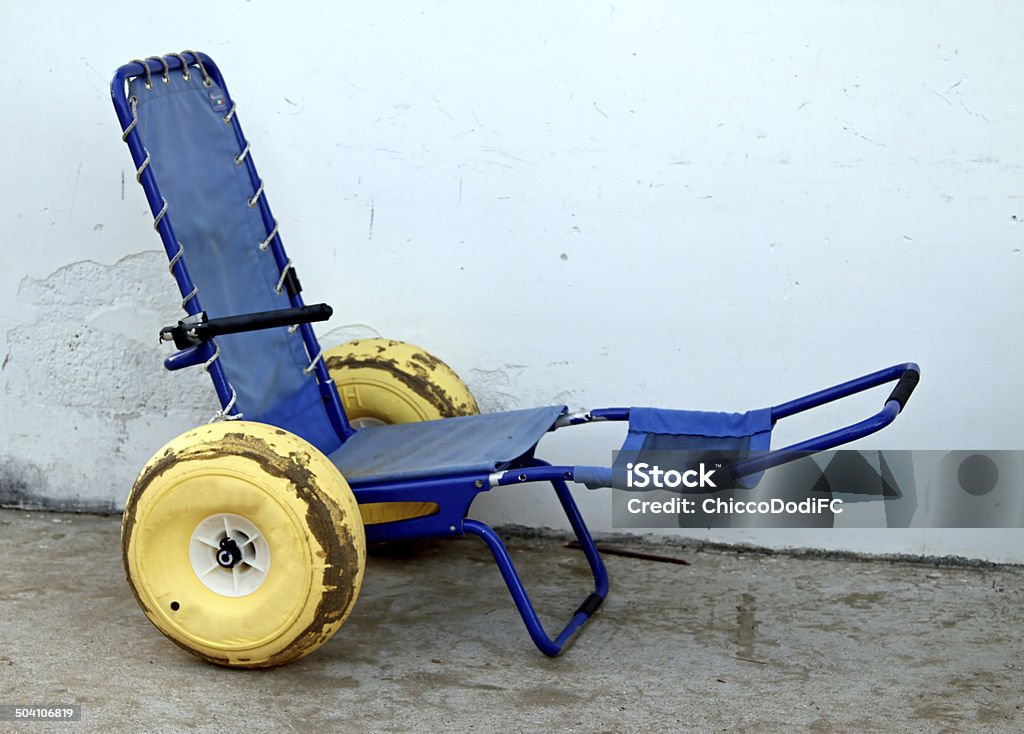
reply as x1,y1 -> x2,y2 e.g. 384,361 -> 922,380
130,67 -> 340,453
574,407 -> 773,490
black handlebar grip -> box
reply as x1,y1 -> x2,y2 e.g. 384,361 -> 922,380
162,304 -> 334,349
885,368 -> 919,413
200,303 -> 333,337
298,303 -> 332,321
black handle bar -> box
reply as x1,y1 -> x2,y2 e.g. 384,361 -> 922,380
160,304 -> 333,349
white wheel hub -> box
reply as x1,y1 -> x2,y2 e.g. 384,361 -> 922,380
189,514 -> 270,597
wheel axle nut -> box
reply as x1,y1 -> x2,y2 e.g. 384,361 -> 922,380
216,537 -> 242,568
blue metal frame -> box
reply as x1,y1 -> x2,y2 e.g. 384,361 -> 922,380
111,52 -> 917,658
346,459 -> 609,656
465,460 -> 608,656
491,362 -> 921,487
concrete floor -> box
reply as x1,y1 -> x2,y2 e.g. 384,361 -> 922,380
0,510 -> 1021,733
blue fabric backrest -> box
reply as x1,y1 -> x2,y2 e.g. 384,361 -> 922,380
130,67 -> 341,453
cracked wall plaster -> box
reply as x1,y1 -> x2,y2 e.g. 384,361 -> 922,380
3,252 -> 210,510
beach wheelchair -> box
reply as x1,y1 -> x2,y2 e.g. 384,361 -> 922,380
111,52 -> 919,667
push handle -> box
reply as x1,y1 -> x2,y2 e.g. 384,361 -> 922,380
732,362 -> 921,478
885,366 -> 919,413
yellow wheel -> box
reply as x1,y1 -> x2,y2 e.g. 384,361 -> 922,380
325,338 -> 478,427
121,421 -> 366,668
325,338 -> 478,526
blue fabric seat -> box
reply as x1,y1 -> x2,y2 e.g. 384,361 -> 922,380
329,406 -> 566,485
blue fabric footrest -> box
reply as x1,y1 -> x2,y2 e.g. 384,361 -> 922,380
575,407 -> 774,490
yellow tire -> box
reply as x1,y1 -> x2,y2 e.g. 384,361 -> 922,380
325,338 -> 478,526
325,338 -> 479,426
121,421 -> 366,668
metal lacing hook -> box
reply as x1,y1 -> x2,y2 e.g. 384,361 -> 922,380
210,387 -> 242,422
181,285 -> 198,309
258,221 -> 278,251
168,242 -> 185,273
202,346 -> 243,422
152,198 -> 168,230
164,52 -> 191,81
131,58 -> 153,90
304,350 -> 324,376
234,142 -> 250,165
135,149 -> 151,182
147,55 -> 170,85
274,260 -> 294,294
121,96 -> 139,141
247,179 -> 265,208
182,49 -> 212,87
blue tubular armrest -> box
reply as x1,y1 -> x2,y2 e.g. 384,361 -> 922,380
463,460 -> 608,657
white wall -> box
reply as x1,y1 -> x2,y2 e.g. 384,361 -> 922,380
1,2 -> 1021,557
